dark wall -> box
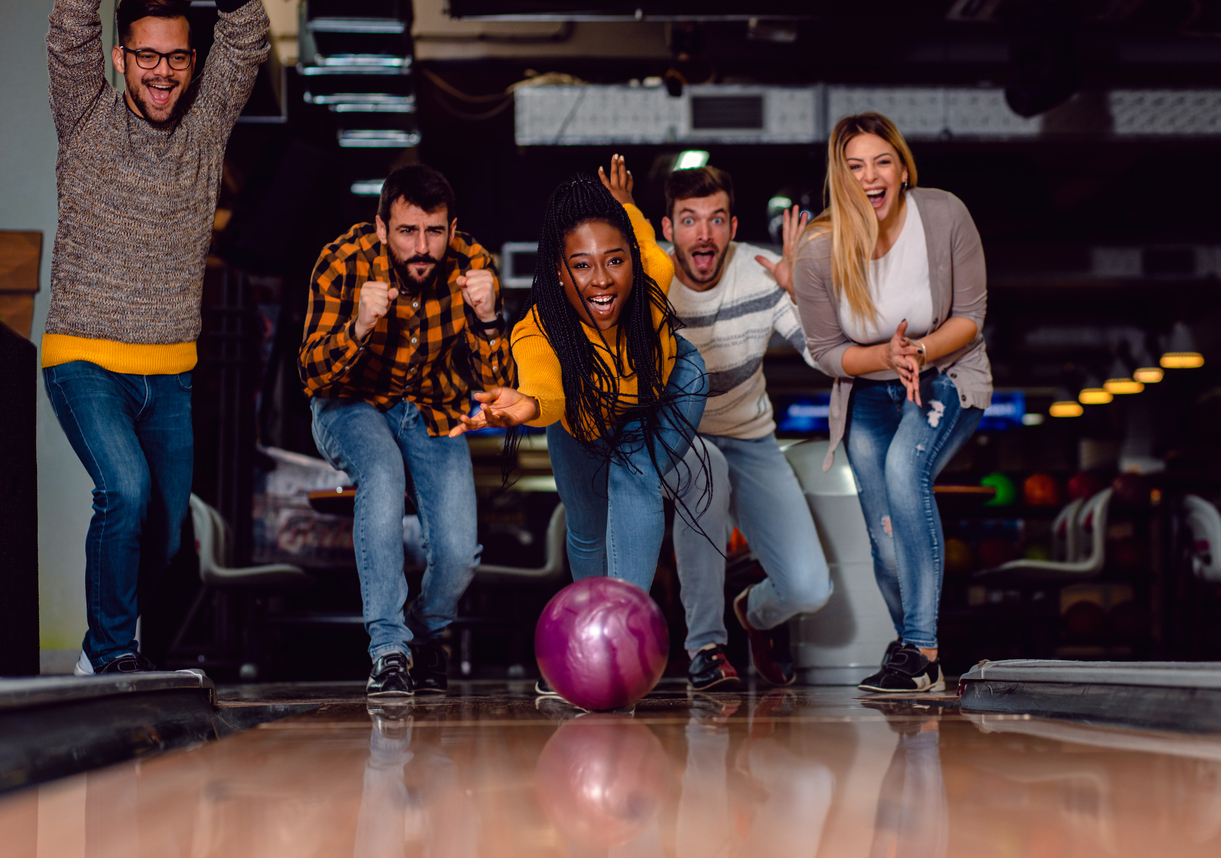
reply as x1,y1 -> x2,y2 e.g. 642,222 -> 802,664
0,321 -> 39,676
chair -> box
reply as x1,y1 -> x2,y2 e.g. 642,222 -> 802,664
1183,495 -> 1221,583
167,495 -> 314,678
975,489 -> 1112,583
453,503 -> 568,676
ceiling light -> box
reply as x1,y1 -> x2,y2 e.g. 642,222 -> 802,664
1079,388 -> 1113,405
674,150 -> 710,170
1133,366 -> 1163,384
1050,401 -> 1084,418
1160,321 -> 1204,369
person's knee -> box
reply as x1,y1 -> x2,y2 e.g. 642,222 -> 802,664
785,569 -> 833,614
95,472 -> 151,522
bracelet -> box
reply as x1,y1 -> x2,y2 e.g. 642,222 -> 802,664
912,339 -> 927,366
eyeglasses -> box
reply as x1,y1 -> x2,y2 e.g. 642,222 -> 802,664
122,46 -> 193,71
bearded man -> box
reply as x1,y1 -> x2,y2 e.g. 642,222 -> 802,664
300,165 -> 514,697
44,0 -> 269,675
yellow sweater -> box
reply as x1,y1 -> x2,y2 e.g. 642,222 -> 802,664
510,204 -> 676,437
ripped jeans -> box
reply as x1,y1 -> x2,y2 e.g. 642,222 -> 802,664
844,371 -> 983,649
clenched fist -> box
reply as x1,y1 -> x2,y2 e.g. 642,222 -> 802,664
458,268 -> 498,323
355,280 -> 398,341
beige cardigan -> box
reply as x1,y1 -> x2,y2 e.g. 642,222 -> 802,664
794,187 -> 993,470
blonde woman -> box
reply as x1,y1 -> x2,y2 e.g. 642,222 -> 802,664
791,112 -> 992,693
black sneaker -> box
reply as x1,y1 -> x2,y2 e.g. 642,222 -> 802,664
733,587 -> 795,687
857,644 -> 945,693
856,639 -> 904,689
687,644 -> 743,692
535,676 -> 560,697
96,652 -> 157,674
367,652 -> 414,698
409,641 -> 449,695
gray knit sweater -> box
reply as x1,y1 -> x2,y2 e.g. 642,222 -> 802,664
45,0 -> 269,346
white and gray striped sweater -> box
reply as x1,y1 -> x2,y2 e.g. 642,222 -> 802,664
669,242 -> 820,439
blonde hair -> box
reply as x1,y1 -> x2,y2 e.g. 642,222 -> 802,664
804,112 -> 918,328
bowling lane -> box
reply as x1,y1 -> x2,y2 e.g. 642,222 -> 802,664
3,682 -> 1221,857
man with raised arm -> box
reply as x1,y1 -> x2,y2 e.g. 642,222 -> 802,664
44,0 -> 269,676
662,166 -> 832,690
300,165 -> 514,698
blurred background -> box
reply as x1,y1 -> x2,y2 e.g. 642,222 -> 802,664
7,0 -> 1221,680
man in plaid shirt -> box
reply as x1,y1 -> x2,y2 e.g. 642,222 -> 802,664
300,165 -> 514,697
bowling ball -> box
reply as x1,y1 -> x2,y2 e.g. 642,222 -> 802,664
980,472 -> 1017,506
535,715 -> 670,848
535,577 -> 669,711
1023,543 -> 1052,562
978,537 -> 1017,569
945,537 -> 974,575
1062,600 -> 1107,641
1023,473 -> 1062,507
1112,473 -> 1152,508
1067,471 -> 1104,501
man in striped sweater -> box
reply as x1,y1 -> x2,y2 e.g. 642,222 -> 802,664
663,167 -> 832,690
44,0 -> 269,675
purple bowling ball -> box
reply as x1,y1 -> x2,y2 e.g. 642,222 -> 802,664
535,577 -> 669,711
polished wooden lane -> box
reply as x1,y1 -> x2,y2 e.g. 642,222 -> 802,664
3,681 -> 1221,857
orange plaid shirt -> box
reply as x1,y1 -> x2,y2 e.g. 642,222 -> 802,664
299,223 -> 515,436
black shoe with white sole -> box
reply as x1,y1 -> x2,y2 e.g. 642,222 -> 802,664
687,644 -> 743,692
534,676 -> 560,697
857,644 -> 945,693
368,652 -> 414,698
856,639 -> 905,689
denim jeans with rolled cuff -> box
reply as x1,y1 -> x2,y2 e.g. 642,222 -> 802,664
546,334 -> 708,593
44,361 -> 194,670
844,370 -> 983,650
311,396 -> 480,661
670,432 -> 832,652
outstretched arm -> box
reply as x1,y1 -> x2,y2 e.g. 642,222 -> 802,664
448,388 -> 540,437
47,0 -> 106,140
189,0 -> 270,136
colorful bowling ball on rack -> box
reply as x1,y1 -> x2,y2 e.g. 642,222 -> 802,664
1067,471 -> 1105,501
980,472 -> 1018,507
535,576 -> 669,711
1023,472 -> 1062,507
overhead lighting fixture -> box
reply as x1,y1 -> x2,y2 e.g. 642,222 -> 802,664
350,180 -> 386,197
1022,413 -> 1045,426
674,150 -> 710,170
1160,321 -> 1204,369
1133,366 -> 1164,384
768,195 -> 793,210
1103,354 -> 1143,394
1079,389 -> 1113,405
1049,401 -> 1084,418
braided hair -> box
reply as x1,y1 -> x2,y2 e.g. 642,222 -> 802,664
505,173 -> 713,525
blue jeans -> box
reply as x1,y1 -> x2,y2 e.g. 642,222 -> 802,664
44,362 -> 194,669
844,371 -> 983,649
310,397 -> 480,660
547,335 -> 708,592
670,433 -> 832,652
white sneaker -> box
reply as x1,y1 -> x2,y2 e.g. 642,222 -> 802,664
73,650 -> 95,677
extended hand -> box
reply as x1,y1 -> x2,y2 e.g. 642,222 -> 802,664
598,153 -> 635,208
448,387 -> 541,436
755,204 -> 809,299
457,268 -> 498,323
355,280 -> 398,341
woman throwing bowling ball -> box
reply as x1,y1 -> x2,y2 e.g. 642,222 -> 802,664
792,113 -> 992,693
451,155 -> 709,596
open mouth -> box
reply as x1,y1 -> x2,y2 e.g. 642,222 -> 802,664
865,188 -> 887,210
146,82 -> 176,108
689,246 -> 718,275
585,292 -> 618,319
